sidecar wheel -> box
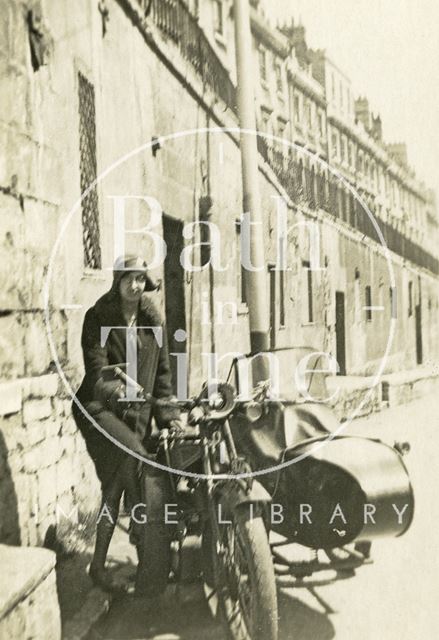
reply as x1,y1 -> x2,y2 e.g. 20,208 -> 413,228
203,505 -> 278,640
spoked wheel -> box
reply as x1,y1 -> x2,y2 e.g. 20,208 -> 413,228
203,504 -> 278,640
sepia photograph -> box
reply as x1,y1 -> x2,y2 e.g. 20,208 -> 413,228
0,1 -> 438,638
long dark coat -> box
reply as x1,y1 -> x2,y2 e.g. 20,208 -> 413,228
73,289 -> 175,488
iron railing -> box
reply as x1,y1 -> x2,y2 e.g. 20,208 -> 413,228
78,72 -> 101,270
147,0 -> 237,112
258,142 -> 438,274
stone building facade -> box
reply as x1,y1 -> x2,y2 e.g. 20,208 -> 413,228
0,0 -> 438,551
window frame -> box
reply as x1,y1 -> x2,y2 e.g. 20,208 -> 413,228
213,0 -> 224,36
302,260 -> 314,324
259,45 -> 267,83
365,285 -> 372,322
77,69 -> 102,271
274,60 -> 283,93
279,267 -> 286,328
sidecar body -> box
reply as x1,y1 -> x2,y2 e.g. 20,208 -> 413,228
229,347 -> 414,550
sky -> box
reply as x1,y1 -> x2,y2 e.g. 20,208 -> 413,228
264,0 -> 439,200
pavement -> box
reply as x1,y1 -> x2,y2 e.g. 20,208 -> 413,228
62,389 -> 439,640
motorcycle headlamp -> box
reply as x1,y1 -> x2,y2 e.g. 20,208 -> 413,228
239,401 -> 263,423
201,381 -> 236,420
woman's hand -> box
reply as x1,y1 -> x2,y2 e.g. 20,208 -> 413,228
168,419 -> 185,437
94,377 -> 124,400
94,378 -> 125,414
153,396 -> 181,427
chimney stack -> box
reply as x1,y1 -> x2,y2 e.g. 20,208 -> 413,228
355,97 -> 371,130
371,114 -> 382,141
281,21 -> 309,68
308,48 -> 325,86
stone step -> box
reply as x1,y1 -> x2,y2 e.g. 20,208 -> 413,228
0,544 -> 61,639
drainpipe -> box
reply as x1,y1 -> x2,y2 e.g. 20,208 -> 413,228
233,0 -> 270,375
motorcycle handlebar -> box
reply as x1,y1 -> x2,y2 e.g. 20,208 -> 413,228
102,364 -> 261,421
102,365 -> 193,409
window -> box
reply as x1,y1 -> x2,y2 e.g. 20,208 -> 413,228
331,131 -> 338,158
385,172 -> 390,196
213,0 -> 224,35
408,281 -> 413,317
343,189 -> 349,221
303,261 -> 313,323
261,110 -> 270,133
347,141 -> 352,167
275,61 -> 282,92
294,93 -> 300,123
365,286 -> 372,321
390,287 -> 397,319
378,166 -> 383,194
340,135 -> 345,161
354,269 -> 361,322
240,265 -> 247,305
279,268 -> 286,327
337,186 -> 344,219
235,221 -> 247,305
259,46 -> 267,82
277,118 -> 286,141
391,181 -> 396,207
268,264 -> 276,348
306,100 -> 312,128
78,71 -> 101,269
318,169 -> 326,205
318,110 -> 325,137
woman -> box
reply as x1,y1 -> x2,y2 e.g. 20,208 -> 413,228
72,255 -> 179,593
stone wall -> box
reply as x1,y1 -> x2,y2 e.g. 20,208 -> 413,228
0,374 -> 99,548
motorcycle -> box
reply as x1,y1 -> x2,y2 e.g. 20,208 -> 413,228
103,345 -> 414,639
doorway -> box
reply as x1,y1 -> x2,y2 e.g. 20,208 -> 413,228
268,264 -> 276,349
162,214 -> 187,395
415,303 -> 423,365
335,291 -> 346,375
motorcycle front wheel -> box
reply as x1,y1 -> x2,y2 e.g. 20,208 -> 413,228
134,473 -> 172,597
203,504 -> 278,640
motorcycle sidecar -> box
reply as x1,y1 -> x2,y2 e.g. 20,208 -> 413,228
228,347 -> 414,550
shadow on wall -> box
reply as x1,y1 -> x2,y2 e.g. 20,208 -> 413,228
0,430 -> 21,545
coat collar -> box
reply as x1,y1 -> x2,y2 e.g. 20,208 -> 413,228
93,290 -> 163,329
